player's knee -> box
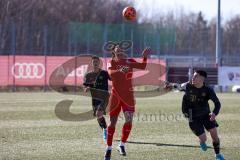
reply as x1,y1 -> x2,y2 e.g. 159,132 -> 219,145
125,117 -> 133,123
109,122 -> 116,128
109,116 -> 118,127
96,111 -> 103,118
124,111 -> 133,123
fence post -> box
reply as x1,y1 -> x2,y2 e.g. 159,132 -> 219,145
28,23 -> 33,54
130,27 -> 133,57
74,38 -> 77,55
121,23 -> 125,40
165,57 -> 169,82
43,25 -> 48,92
74,54 -> 77,93
173,28 -> 176,55
188,27 -> 192,56
87,31 -> 90,54
68,25 -> 72,56
11,21 -> 16,92
143,32 -> 146,50
103,23 -> 108,58
156,30 -> 160,57
74,33 -> 77,93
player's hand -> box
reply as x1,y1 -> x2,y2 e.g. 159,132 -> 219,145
163,81 -> 173,91
142,47 -> 151,58
84,87 -> 90,92
209,113 -> 216,121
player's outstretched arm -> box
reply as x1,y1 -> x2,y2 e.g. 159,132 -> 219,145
130,47 -> 151,69
163,81 -> 188,92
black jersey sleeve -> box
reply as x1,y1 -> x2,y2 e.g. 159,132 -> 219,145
208,87 -> 221,115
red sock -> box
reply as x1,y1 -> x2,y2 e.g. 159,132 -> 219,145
107,126 -> 115,146
121,122 -> 132,143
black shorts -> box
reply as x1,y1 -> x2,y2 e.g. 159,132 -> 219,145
189,114 -> 219,136
92,97 -> 109,116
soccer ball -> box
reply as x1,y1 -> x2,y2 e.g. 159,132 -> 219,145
122,6 -> 136,21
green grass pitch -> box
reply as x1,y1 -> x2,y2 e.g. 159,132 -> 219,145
1,92 -> 240,159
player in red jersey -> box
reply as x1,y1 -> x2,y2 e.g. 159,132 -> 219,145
104,44 -> 151,160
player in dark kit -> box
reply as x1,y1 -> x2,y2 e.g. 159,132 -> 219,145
164,70 -> 225,160
83,56 -> 111,142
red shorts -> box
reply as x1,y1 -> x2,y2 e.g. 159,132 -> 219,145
108,90 -> 135,117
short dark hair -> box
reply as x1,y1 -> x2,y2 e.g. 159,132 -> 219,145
195,70 -> 207,78
92,56 -> 100,60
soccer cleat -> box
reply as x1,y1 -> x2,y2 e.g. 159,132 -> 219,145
104,149 -> 111,160
215,153 -> 225,160
200,142 -> 208,151
103,128 -> 107,142
117,145 -> 126,156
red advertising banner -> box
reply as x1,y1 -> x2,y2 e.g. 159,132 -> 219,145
0,56 -> 9,86
0,56 -> 166,87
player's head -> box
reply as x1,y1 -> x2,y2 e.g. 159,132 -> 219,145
91,56 -> 100,68
112,45 -> 127,60
192,70 -> 207,86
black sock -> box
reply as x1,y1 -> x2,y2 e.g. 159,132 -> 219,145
97,117 -> 107,129
213,140 -> 220,154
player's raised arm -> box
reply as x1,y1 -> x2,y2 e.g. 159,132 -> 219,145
129,47 -> 151,69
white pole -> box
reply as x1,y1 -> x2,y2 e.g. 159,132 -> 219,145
216,0 -> 222,91
216,0 -> 221,67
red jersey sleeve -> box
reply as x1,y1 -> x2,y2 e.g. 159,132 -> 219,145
129,57 -> 147,69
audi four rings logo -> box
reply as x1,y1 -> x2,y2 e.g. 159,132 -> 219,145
11,63 -> 45,79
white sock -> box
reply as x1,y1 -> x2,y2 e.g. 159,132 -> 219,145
119,141 -> 125,147
106,146 -> 112,150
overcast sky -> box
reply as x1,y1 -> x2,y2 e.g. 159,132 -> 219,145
127,0 -> 240,22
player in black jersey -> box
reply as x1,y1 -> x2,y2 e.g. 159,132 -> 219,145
83,56 -> 111,142
165,70 -> 225,160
